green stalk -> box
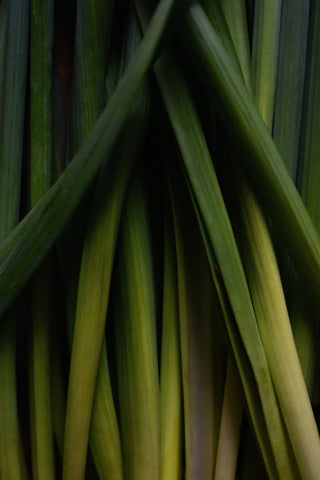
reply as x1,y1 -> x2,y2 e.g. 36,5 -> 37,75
223,1 -> 319,476
61,1 -> 116,477
170,164 -> 220,479
58,0 -> 111,338
63,12 -> 150,479
0,0 -> 177,316
179,3 -> 320,305
236,172 -> 320,479
61,115 -> 133,480
160,192 -> 182,480
149,46 -> 293,477
137,4 -> 225,476
0,1 -> 29,478
28,1 -> 56,478
114,174 -> 160,480
194,210 -> 279,479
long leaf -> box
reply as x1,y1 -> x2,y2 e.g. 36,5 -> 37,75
114,174 -> 160,480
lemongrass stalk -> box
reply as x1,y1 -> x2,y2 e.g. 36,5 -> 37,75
63,12 -> 150,478
193,196 -> 279,479
61,136 -> 129,480
0,0 -> 177,317
237,1 -> 320,474
63,97 -> 147,480
88,18 -> 142,478
169,166 -> 219,479
61,0 -> 115,476
146,41 -> 294,475
179,3 -> 320,305
114,174 -> 160,480
0,1 -> 29,478
202,9 -> 249,473
214,357 -> 243,480
223,1 -> 318,475
236,172 -> 320,479
58,0 -> 111,339
28,1 -> 56,478
137,5 -> 226,475
160,193 -> 182,480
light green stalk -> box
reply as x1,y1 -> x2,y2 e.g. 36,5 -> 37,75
223,1 -> 319,476
114,175 -> 160,480
237,172 -> 320,479
29,1 -> 55,478
0,1 -> 29,478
